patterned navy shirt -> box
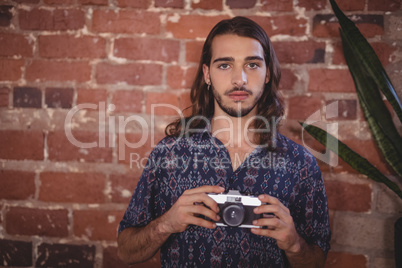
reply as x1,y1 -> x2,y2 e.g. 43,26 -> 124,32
119,129 -> 331,267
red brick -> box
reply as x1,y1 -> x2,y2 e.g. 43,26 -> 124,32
78,0 -> 108,5
0,130 -> 44,160
96,62 -> 162,86
326,100 -> 357,120
333,139 -> 394,175
92,10 -> 160,34
166,15 -> 229,39
192,0 -> 223,10
0,87 -> 9,107
326,180 -> 372,212
117,130 -> 167,165
14,0 -> 39,2
0,59 -> 24,81
103,246 -> 161,268
313,14 -> 384,38
39,35 -> 106,59
333,42 -> 397,67
0,170 -> 35,200
287,95 -> 323,120
116,0 -> 150,8
112,90 -> 143,113
74,210 -> 124,241
308,69 -> 355,93
280,121 -> 327,159
26,60 -> 91,83
167,65 -> 197,89
146,92 -> 181,116
260,0 -> 293,11
13,87 -> 42,108
273,41 -> 326,64
110,172 -> 141,203
77,88 -> 108,107
279,68 -> 297,90
114,38 -> 180,62
0,239 -> 32,267
44,0 -> 74,4
250,15 -> 308,37
39,172 -> 106,203
368,0 -> 401,11
19,8 -> 85,31
45,87 -> 74,109
227,0 -> 256,9
47,130 -> 113,162
117,133 -> 154,164
336,0 -> 365,11
155,0 -> 184,8
0,33 -> 33,57
0,5 -> 12,27
325,252 -> 367,268
296,0 -> 326,10
36,243 -> 95,267
186,40 -> 203,63
5,207 -> 69,237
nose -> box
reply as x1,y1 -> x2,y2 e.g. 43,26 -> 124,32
231,67 -> 247,88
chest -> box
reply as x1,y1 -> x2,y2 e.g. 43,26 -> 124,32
225,145 -> 255,171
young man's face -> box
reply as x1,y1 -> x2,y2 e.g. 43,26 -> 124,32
203,34 -> 270,118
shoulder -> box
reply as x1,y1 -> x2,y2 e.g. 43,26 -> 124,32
276,133 -> 319,167
150,133 -> 202,155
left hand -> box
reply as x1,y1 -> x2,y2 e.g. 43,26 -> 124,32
251,194 -> 302,254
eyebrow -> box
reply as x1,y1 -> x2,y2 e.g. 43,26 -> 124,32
212,56 -> 264,64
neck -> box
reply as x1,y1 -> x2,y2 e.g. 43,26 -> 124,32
211,110 -> 257,148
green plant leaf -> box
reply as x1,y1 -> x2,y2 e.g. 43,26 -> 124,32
330,0 -> 402,123
341,31 -> 402,176
299,122 -> 402,199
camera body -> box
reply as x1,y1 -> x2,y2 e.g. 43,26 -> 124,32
207,190 -> 262,228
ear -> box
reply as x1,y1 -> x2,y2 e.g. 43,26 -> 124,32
265,69 -> 271,84
203,64 -> 210,85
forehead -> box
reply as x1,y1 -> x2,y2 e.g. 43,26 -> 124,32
210,34 -> 265,61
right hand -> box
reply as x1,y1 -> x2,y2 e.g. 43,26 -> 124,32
158,185 -> 225,234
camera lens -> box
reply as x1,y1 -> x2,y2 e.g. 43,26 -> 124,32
222,203 -> 245,227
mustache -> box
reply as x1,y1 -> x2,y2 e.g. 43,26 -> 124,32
224,86 -> 253,96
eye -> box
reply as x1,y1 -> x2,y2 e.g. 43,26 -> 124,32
218,64 -> 230,70
247,62 -> 260,69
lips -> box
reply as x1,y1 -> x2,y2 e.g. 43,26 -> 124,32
228,91 -> 249,101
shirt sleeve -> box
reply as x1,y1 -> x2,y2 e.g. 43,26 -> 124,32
290,148 -> 331,256
118,147 -> 162,234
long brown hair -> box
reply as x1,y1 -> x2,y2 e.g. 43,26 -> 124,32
165,16 -> 283,149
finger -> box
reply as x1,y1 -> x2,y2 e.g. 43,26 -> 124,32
252,217 -> 281,229
188,216 -> 217,229
251,227 -> 274,237
258,195 -> 289,212
190,193 -> 220,214
255,195 -> 291,219
184,185 -> 225,195
190,204 -> 220,221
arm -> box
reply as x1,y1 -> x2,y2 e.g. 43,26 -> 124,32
251,195 -> 326,268
117,185 -> 224,265
284,236 -> 326,268
117,216 -> 169,264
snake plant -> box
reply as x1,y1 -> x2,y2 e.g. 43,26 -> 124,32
300,0 -> 402,198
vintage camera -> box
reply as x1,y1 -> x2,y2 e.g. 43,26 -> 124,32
207,190 -> 263,228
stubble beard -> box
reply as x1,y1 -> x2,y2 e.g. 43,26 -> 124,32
211,84 -> 264,118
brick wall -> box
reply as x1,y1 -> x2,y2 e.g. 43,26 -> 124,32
0,0 -> 401,267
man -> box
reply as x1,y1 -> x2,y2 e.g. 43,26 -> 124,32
117,17 -> 331,267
